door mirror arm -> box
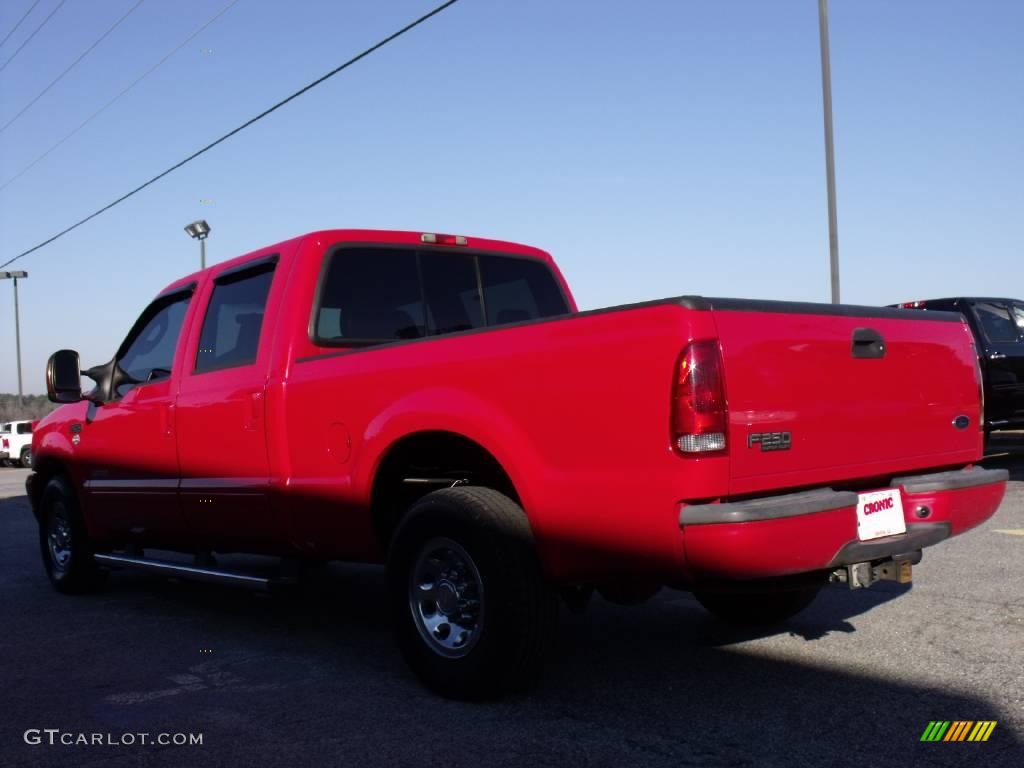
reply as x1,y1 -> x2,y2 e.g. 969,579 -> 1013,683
81,358 -> 142,404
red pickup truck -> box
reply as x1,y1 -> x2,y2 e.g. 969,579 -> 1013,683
30,229 -> 1007,698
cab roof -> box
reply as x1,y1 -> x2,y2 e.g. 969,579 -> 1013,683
158,229 -> 556,298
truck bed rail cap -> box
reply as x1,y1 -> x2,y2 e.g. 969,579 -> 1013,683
695,297 -> 963,322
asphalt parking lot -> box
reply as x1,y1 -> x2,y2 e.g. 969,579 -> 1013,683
1,449 -> 1021,768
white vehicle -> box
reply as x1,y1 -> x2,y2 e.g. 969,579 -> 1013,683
0,420 -> 33,468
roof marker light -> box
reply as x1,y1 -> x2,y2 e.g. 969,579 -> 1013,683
420,233 -> 468,246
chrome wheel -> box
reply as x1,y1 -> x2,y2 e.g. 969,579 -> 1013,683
409,537 -> 484,658
47,502 -> 73,572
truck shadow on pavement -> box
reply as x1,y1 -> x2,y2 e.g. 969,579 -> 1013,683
657,581 -> 912,645
1,468 -> 1021,768
9,561 -> 1016,768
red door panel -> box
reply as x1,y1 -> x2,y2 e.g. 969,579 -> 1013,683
77,380 -> 182,542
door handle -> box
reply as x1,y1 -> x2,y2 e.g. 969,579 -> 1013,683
990,352 -> 1007,360
160,403 -> 174,437
852,327 -> 886,359
244,390 -> 264,431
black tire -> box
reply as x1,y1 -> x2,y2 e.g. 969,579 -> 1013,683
38,476 -> 106,593
694,586 -> 820,626
20,447 -> 32,469
388,486 -> 559,699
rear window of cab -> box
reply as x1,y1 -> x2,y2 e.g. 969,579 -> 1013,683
312,247 -> 569,346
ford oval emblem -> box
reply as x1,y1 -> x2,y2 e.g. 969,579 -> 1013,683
953,415 -> 970,430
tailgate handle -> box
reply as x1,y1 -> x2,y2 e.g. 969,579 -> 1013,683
852,327 -> 886,359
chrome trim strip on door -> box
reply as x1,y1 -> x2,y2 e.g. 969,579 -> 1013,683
178,478 -> 269,490
85,479 -> 178,491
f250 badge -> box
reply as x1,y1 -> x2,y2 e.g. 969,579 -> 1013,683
748,432 -> 791,452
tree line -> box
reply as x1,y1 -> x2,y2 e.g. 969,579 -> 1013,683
0,394 -> 60,423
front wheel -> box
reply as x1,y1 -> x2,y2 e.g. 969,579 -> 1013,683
388,487 -> 559,699
20,447 -> 32,468
38,476 -> 106,593
694,585 -> 821,625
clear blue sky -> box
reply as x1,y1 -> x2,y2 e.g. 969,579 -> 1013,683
1,0 -> 1021,394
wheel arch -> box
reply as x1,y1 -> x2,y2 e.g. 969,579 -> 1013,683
370,430 -> 523,551
27,456 -> 71,521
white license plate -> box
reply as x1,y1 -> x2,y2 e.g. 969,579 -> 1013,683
856,489 -> 907,541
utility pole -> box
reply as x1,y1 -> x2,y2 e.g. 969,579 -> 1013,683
1,270 -> 28,407
818,0 -> 841,304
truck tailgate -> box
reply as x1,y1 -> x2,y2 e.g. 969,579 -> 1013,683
709,301 -> 983,495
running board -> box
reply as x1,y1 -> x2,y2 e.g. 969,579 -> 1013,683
93,553 -> 293,590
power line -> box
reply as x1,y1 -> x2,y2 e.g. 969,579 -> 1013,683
0,0 -> 147,134
0,0 -> 462,270
0,0 -> 66,74
0,0 -> 243,191
0,0 -> 43,49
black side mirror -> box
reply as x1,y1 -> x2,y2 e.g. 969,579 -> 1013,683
46,350 -> 83,404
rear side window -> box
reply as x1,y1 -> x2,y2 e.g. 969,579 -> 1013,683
974,302 -> 1019,343
313,246 -> 568,345
315,249 -> 426,342
195,262 -> 276,372
480,256 -> 569,326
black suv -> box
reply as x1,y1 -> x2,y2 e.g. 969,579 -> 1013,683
894,298 -> 1024,432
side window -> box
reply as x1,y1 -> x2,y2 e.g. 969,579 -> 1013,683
479,256 -> 569,326
17,423 -> 31,434
195,263 -> 276,373
117,292 -> 192,392
420,252 -> 483,334
974,302 -> 1018,343
1011,303 -> 1024,334
315,248 -> 425,342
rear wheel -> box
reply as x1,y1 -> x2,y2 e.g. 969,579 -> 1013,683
694,586 -> 820,625
38,476 -> 106,593
388,486 -> 559,699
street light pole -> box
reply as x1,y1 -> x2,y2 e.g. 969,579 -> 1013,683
14,275 -> 22,407
1,270 -> 28,408
184,219 -> 211,270
818,0 -> 841,304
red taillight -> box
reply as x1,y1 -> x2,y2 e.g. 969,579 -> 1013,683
672,340 -> 727,454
